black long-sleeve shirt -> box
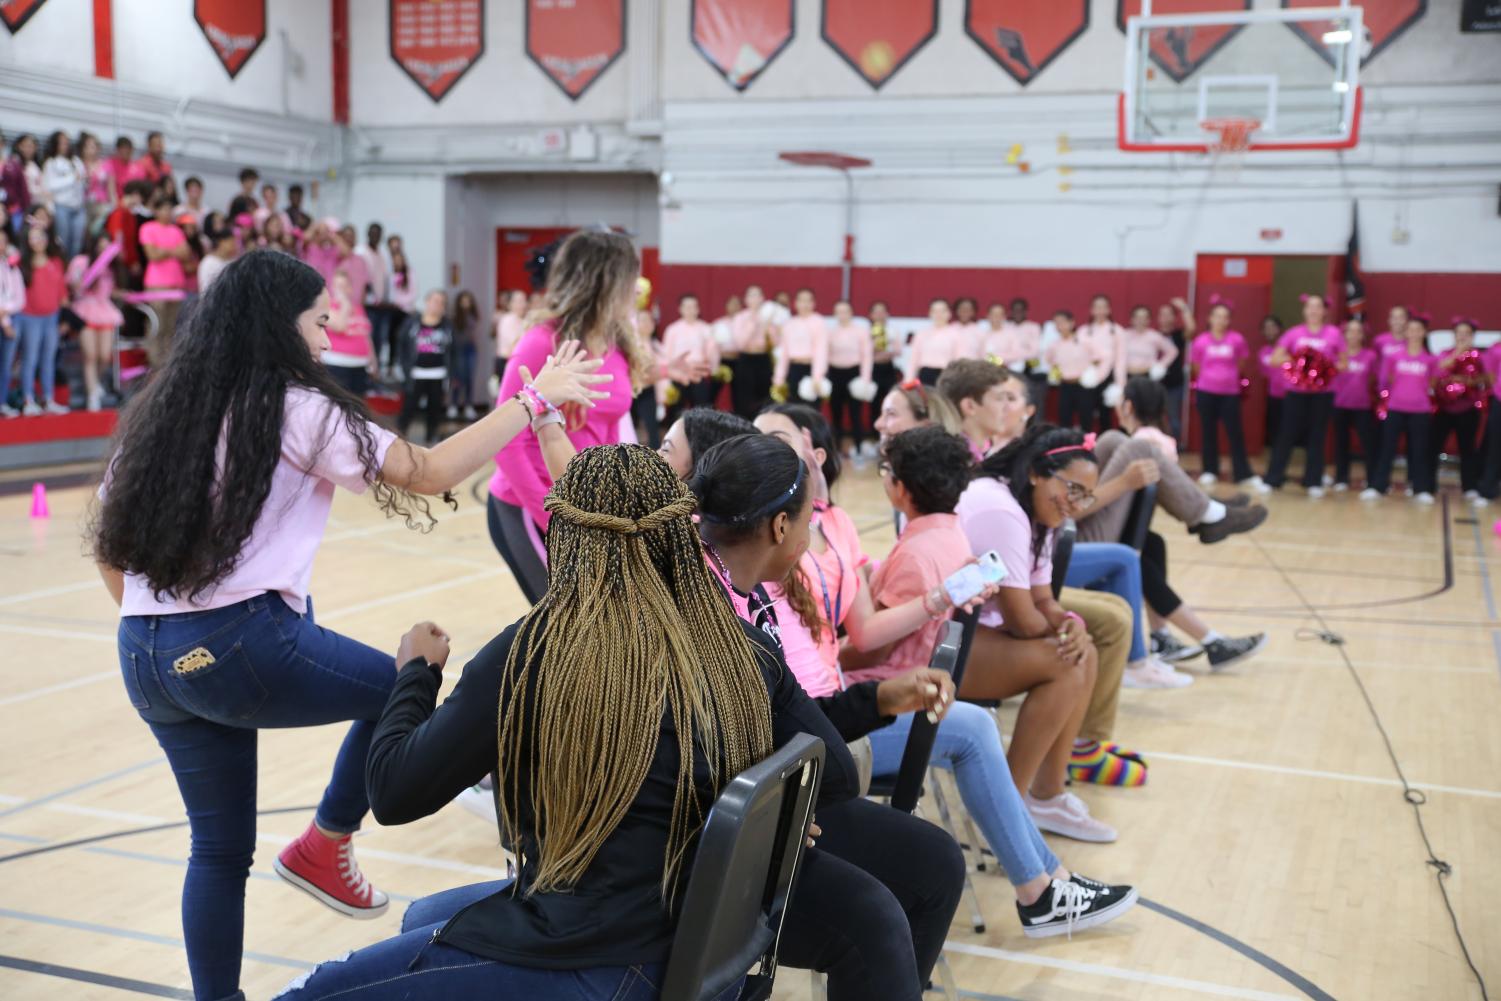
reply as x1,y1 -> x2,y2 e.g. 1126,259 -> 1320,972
366,616 -> 889,970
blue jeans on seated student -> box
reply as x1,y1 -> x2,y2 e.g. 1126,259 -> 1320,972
272,879 -> 741,1000
1065,542 -> 1147,661
867,702 -> 1060,887
117,592 -> 396,1001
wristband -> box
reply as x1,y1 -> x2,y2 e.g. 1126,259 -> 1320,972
512,390 -> 536,421
531,409 -> 565,432
1060,611 -> 1084,632
922,587 -> 949,619
521,382 -> 558,417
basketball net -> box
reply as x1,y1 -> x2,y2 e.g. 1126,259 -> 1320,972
1201,117 -> 1259,182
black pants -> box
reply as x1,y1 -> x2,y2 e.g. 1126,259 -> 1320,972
828,365 -> 864,446
869,360 -> 898,437
1140,530 -> 1182,618
1434,408 -> 1482,493
1332,406 -> 1379,487
1196,391 -> 1253,482
1264,391 -> 1334,488
732,352 -> 772,419
1028,372 -> 1051,413
631,386 -> 661,449
1371,411 -> 1435,495
782,797 -> 965,1001
917,366 -> 944,386
494,356 -> 509,382
1265,395 -> 1284,451
668,378 -> 716,425
397,376 -> 446,443
1058,382 -> 1092,430
1093,378 -> 1114,433
486,495 -> 548,605
787,361 -> 814,401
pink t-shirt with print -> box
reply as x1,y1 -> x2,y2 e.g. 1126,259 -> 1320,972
1190,331 -> 1248,395
138,221 -> 186,290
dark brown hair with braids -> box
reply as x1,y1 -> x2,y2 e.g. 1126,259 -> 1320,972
498,444 -> 772,900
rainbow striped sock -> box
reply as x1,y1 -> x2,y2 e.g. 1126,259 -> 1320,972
1068,740 -> 1148,787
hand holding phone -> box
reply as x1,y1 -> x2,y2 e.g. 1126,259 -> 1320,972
943,551 -> 1008,608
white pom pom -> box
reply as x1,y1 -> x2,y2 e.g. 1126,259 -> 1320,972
1103,383 -> 1124,408
849,377 -> 878,402
1149,362 -> 1168,381
1079,368 -> 1102,390
1008,360 -> 1027,374
818,377 -> 833,399
798,376 -> 819,402
758,301 -> 777,322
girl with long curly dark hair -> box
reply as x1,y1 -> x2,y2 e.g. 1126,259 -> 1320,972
90,249 -> 609,1001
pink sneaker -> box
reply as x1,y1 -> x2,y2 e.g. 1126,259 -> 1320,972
274,824 -> 389,919
1123,657 -> 1194,690
1024,791 -> 1117,843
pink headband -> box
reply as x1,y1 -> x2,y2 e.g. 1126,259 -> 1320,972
1452,315 -> 1478,329
1410,310 -> 1432,325
1209,293 -> 1235,310
1045,432 -> 1096,457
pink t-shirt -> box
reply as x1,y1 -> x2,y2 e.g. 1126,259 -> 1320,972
1118,328 -> 1178,380
1260,345 -> 1289,399
1374,332 -> 1405,364
1044,336 -> 1106,382
765,503 -> 867,696
907,325 -> 966,377
1276,324 -> 1344,393
1078,321 -> 1124,377
852,513 -> 972,684
1190,331 -> 1248,395
827,321 -> 873,378
496,312 -> 527,358
1485,345 -> 1501,402
301,242 -> 341,284
774,315 -> 830,385
112,388 -> 396,616
138,221 -> 187,289
1133,426 -> 1178,461
1381,350 -> 1437,414
1332,348 -> 1378,410
983,320 -> 1040,366
489,323 -> 631,528
956,476 -> 1052,630
661,318 -> 720,372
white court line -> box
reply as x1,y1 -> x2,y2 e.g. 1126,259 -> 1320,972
0,622 -> 115,644
1272,654 -> 1491,676
943,941 -> 1300,1001
1139,750 -> 1501,801
0,670 -> 118,708
321,505 -> 485,543
0,579 -> 101,607
318,569 -> 506,622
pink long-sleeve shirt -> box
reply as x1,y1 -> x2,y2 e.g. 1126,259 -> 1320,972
1078,321 -> 1124,381
774,314 -> 830,386
731,307 -> 776,354
1332,348 -> 1378,410
661,318 -> 721,373
827,320 -> 873,381
1380,349 -> 1438,414
495,312 -> 527,358
489,322 -> 631,529
1118,327 -> 1179,382
1189,331 -> 1248,396
1276,324 -> 1344,394
1045,335 -> 1110,382
983,320 -> 1041,366
906,324 -> 967,378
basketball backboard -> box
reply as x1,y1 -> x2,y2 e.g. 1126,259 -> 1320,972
1120,4 -> 1364,153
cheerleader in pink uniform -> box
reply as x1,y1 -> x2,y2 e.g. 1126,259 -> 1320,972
1476,321 -> 1501,505
660,292 -> 720,413
772,288 -> 829,403
322,268 -> 375,398
493,289 -> 528,380
826,300 -> 875,456
1372,304 -> 1410,364
982,302 -> 1039,375
729,285 -> 778,418
954,297 -> 984,359
1189,298 -> 1259,488
1365,316 -> 1438,502
1117,305 -> 1179,387
1330,319 -> 1379,492
905,298 -> 965,383
1263,294 -> 1343,496
1078,294 -> 1127,430
66,232 -> 124,412
1434,317 -> 1485,499
1045,310 -> 1112,429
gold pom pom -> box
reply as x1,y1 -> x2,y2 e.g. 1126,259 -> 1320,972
770,382 -> 789,404
715,364 -> 734,383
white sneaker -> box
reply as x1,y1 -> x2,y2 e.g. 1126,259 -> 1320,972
43,400 -> 69,416
445,405 -> 459,420
1464,490 -> 1480,501
1415,492 -> 1435,505
1404,485 -> 1414,497
1306,486 -> 1325,499
1122,657 -> 1194,690
1472,496 -> 1490,509
1322,474 -> 1334,488
1024,791 -> 1117,843
1332,482 -> 1349,493
1239,475 -> 1272,495
1197,472 -> 1217,486
454,784 -> 498,826
0,404 -> 17,418
1360,488 -> 1382,501
21,400 -> 42,417
86,387 -> 102,412
860,440 -> 879,459
462,405 -> 478,420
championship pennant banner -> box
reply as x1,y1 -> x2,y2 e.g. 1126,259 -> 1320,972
525,0 -> 625,100
390,0 -> 485,102
821,0 -> 937,89
691,0 -> 795,91
195,0 -> 266,79
964,0 -> 1089,86
1,0 -> 49,33
1117,1 -> 1250,83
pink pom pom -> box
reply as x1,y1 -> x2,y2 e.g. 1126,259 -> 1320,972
1493,518 -> 1501,538
1282,346 -> 1335,392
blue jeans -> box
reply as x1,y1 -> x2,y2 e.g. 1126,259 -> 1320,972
867,703 -> 1059,887
14,311 -> 60,406
0,326 -> 18,406
118,593 -> 397,1001
1065,542 -> 1147,661
54,202 -> 86,258
274,880 -> 743,1001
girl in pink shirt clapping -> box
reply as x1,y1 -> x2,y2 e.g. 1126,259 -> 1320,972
1366,317 -> 1438,502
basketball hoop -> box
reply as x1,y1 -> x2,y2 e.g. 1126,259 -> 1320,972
1201,117 -> 1260,154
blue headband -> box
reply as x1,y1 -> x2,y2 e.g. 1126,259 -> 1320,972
700,460 -> 806,525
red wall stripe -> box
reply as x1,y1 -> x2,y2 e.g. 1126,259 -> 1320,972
92,0 -> 113,80
331,0 -> 350,124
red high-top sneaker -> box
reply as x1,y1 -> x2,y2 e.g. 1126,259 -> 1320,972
274,824 -> 388,919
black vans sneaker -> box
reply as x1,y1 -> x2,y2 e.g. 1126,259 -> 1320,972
1204,632 -> 1268,671
1151,629 -> 1202,664
1016,876 -> 1138,939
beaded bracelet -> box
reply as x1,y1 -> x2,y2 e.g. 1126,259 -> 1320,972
520,382 -> 558,418
512,390 -> 536,421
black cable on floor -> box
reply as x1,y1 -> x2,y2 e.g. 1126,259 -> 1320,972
1251,533 -> 1490,1001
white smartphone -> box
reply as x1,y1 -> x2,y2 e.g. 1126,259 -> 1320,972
943,551 -> 1008,607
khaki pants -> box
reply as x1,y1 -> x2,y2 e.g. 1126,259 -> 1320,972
1079,429 -> 1210,544
1059,586 -> 1129,742
146,298 -> 183,367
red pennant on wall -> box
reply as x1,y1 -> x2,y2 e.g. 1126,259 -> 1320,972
1,0 -> 49,33
525,0 -> 625,100
822,0 -> 937,89
691,0 -> 795,91
1117,1 -> 1250,84
1283,0 -> 1427,66
390,0 -> 485,103
965,0 -> 1089,86
194,0 -> 266,79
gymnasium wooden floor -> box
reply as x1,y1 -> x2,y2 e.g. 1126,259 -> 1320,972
0,457 -> 1496,1001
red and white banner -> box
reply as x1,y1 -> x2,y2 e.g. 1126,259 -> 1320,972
691,0 -> 795,91
194,0 -> 266,79
965,0 -> 1089,86
390,0 -> 484,102
525,0 -> 625,100
1,0 -> 50,34
1117,1 -> 1249,83
822,0 -> 937,90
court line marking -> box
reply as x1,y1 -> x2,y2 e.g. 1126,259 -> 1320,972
0,953 -> 192,1000
0,621 -> 114,643
1270,655 -> 1489,676
0,907 -> 313,971
1137,899 -> 1335,1001
1139,750 -> 1501,801
0,758 -> 165,820
1465,517 -> 1501,685
320,504 -> 485,543
317,569 -> 506,622
0,579 -> 100,607
943,941 -> 1301,1001
0,670 -> 118,707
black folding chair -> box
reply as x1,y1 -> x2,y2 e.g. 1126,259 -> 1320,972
661,733 -> 825,1001
1050,519 -> 1078,599
1121,483 -> 1158,552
